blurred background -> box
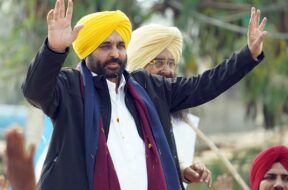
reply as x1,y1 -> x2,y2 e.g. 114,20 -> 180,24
0,0 -> 287,189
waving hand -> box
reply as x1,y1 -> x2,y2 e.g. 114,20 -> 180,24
47,0 -> 83,52
247,7 -> 268,60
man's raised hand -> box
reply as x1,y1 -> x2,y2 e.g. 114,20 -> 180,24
247,7 -> 268,60
47,0 -> 83,53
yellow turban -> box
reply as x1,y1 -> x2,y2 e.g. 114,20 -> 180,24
72,10 -> 132,59
127,24 -> 182,72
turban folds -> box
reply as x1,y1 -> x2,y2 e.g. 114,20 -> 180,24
249,145 -> 288,190
72,10 -> 132,59
127,24 -> 182,71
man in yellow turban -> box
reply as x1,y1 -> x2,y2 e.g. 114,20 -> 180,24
22,0 -> 268,189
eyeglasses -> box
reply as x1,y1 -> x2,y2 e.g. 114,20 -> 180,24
148,59 -> 176,69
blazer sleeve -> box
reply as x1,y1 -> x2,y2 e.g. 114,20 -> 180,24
22,38 -> 69,118
169,45 -> 264,112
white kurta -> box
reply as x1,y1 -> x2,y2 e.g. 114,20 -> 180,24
172,114 -> 200,171
106,76 -> 148,190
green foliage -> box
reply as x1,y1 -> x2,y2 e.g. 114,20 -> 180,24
0,0 -> 287,129
0,0 -> 148,103
176,0 -> 288,129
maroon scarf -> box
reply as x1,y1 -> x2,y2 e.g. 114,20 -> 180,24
80,61 -> 181,190
92,83 -> 167,190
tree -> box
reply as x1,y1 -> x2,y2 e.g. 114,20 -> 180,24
0,0 -> 287,129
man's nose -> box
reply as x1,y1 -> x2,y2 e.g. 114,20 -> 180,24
159,66 -> 175,78
110,46 -> 120,58
273,177 -> 285,190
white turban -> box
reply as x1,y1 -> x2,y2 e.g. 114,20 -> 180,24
127,24 -> 182,71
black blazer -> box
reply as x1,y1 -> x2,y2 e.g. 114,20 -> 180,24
22,38 -> 263,190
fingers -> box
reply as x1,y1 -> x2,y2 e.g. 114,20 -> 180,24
50,0 -> 71,20
187,163 -> 212,187
59,0 -> 65,18
249,7 -> 267,32
5,127 -> 25,160
247,6 -> 268,58
5,126 -> 36,163
254,16 -> 268,46
28,144 -> 36,161
194,162 -> 212,187
0,175 -> 5,186
256,9 -> 261,28
248,7 -> 255,27
184,167 -> 200,180
66,0 -> 73,22
0,175 -> 8,189
47,9 -> 54,24
198,166 -> 212,187
254,31 -> 268,46
54,0 -> 60,20
259,17 -> 267,31
248,7 -> 256,37
71,24 -> 84,41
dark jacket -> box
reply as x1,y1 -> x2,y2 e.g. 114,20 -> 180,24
22,39 -> 263,190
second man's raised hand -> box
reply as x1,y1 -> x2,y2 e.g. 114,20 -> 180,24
247,7 -> 268,60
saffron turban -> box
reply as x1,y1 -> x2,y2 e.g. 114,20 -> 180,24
249,145 -> 288,190
72,10 -> 132,59
127,24 -> 182,71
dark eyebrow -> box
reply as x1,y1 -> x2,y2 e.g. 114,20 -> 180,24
264,173 -> 288,178
100,41 -> 125,46
99,42 -> 111,46
265,173 -> 276,176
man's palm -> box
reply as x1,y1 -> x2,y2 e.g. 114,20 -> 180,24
47,0 -> 82,52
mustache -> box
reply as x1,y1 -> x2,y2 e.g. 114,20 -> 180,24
158,71 -> 174,78
104,58 -> 123,66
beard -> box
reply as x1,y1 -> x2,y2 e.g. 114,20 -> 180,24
86,55 -> 127,79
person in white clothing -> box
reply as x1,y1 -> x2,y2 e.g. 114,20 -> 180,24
172,112 -> 200,173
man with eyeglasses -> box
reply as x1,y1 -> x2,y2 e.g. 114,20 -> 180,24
146,58 -> 177,77
127,15 -> 267,187
127,24 -> 211,187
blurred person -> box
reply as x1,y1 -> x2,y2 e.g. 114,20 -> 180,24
250,145 -> 288,190
127,24 -> 210,187
21,0 -> 267,189
5,127 -> 37,190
